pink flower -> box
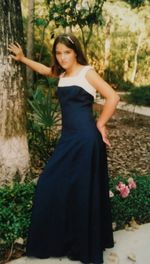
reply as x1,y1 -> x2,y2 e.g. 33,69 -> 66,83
120,185 -> 130,198
116,182 -> 126,191
128,178 -> 136,189
116,181 -> 130,198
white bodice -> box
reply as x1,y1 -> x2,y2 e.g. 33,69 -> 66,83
58,65 -> 96,99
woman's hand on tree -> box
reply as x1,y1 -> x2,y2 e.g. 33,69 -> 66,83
8,42 -> 25,61
96,123 -> 111,148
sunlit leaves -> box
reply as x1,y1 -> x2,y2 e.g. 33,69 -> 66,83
124,0 -> 149,8
34,18 -> 48,27
47,0 -> 106,28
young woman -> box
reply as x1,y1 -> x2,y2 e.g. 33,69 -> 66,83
8,33 -> 120,264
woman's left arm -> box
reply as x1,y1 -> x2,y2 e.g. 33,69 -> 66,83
86,69 -> 120,147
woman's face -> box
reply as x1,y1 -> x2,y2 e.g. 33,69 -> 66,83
55,43 -> 77,70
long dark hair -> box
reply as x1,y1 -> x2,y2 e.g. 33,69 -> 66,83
51,33 -> 88,76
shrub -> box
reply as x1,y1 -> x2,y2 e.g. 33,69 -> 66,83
0,183 -> 35,260
104,68 -> 134,91
109,175 -> 150,229
123,85 -> 150,106
117,80 -> 135,91
27,86 -> 61,168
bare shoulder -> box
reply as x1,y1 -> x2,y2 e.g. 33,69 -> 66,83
85,68 -> 118,98
86,68 -> 99,79
85,68 -> 110,90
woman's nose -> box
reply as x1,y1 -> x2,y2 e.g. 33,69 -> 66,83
61,52 -> 66,60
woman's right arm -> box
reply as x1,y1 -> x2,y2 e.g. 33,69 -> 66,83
8,42 -> 53,77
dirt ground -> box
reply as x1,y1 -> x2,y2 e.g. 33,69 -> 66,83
95,106 -> 150,178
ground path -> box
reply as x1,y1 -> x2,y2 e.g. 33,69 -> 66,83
95,98 -> 150,117
8,223 -> 150,264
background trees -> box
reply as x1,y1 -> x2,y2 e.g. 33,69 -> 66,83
24,0 -> 149,86
101,0 -> 150,86
47,0 -> 106,54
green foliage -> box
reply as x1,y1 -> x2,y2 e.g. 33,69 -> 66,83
109,175 -> 150,229
104,68 -> 136,91
123,85 -> 150,106
28,83 -> 60,128
0,183 -> 35,253
104,68 -> 122,88
33,42 -> 52,66
34,18 -> 48,27
27,119 -> 59,165
22,0 -> 150,87
47,0 -> 105,52
118,81 -> 135,91
123,0 -> 148,8
27,80 -> 61,164
48,0 -> 105,27
102,1 -> 150,87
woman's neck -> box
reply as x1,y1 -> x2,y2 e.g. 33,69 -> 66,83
64,63 -> 83,77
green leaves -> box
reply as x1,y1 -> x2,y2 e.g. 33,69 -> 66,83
34,18 -> 49,27
124,85 -> 150,106
0,183 -> 35,247
28,82 -> 60,128
48,0 -> 105,28
46,0 -> 106,52
109,175 -> 150,229
124,0 -> 148,8
27,79 -> 61,163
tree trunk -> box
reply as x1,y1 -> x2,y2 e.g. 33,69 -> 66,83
104,37 -> 110,69
0,0 -> 30,185
123,55 -> 129,82
26,0 -> 34,89
130,32 -> 143,83
104,17 -> 111,70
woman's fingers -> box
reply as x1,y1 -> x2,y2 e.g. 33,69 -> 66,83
10,54 -> 17,60
8,43 -> 22,56
15,42 -> 21,48
96,123 -> 111,148
102,136 -> 111,148
8,43 -> 21,52
8,43 -> 24,61
8,43 -> 17,49
8,45 -> 16,53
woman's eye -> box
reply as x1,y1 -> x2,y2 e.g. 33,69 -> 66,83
56,51 -> 71,55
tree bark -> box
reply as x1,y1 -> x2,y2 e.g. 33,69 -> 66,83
0,0 -> 30,185
26,0 -> 34,88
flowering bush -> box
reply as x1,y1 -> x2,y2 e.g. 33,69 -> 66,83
128,177 -> 137,190
116,182 -> 130,198
116,177 -> 136,198
109,177 -> 136,199
109,175 -> 150,229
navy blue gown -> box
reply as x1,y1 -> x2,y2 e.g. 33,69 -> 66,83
26,66 -> 114,263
